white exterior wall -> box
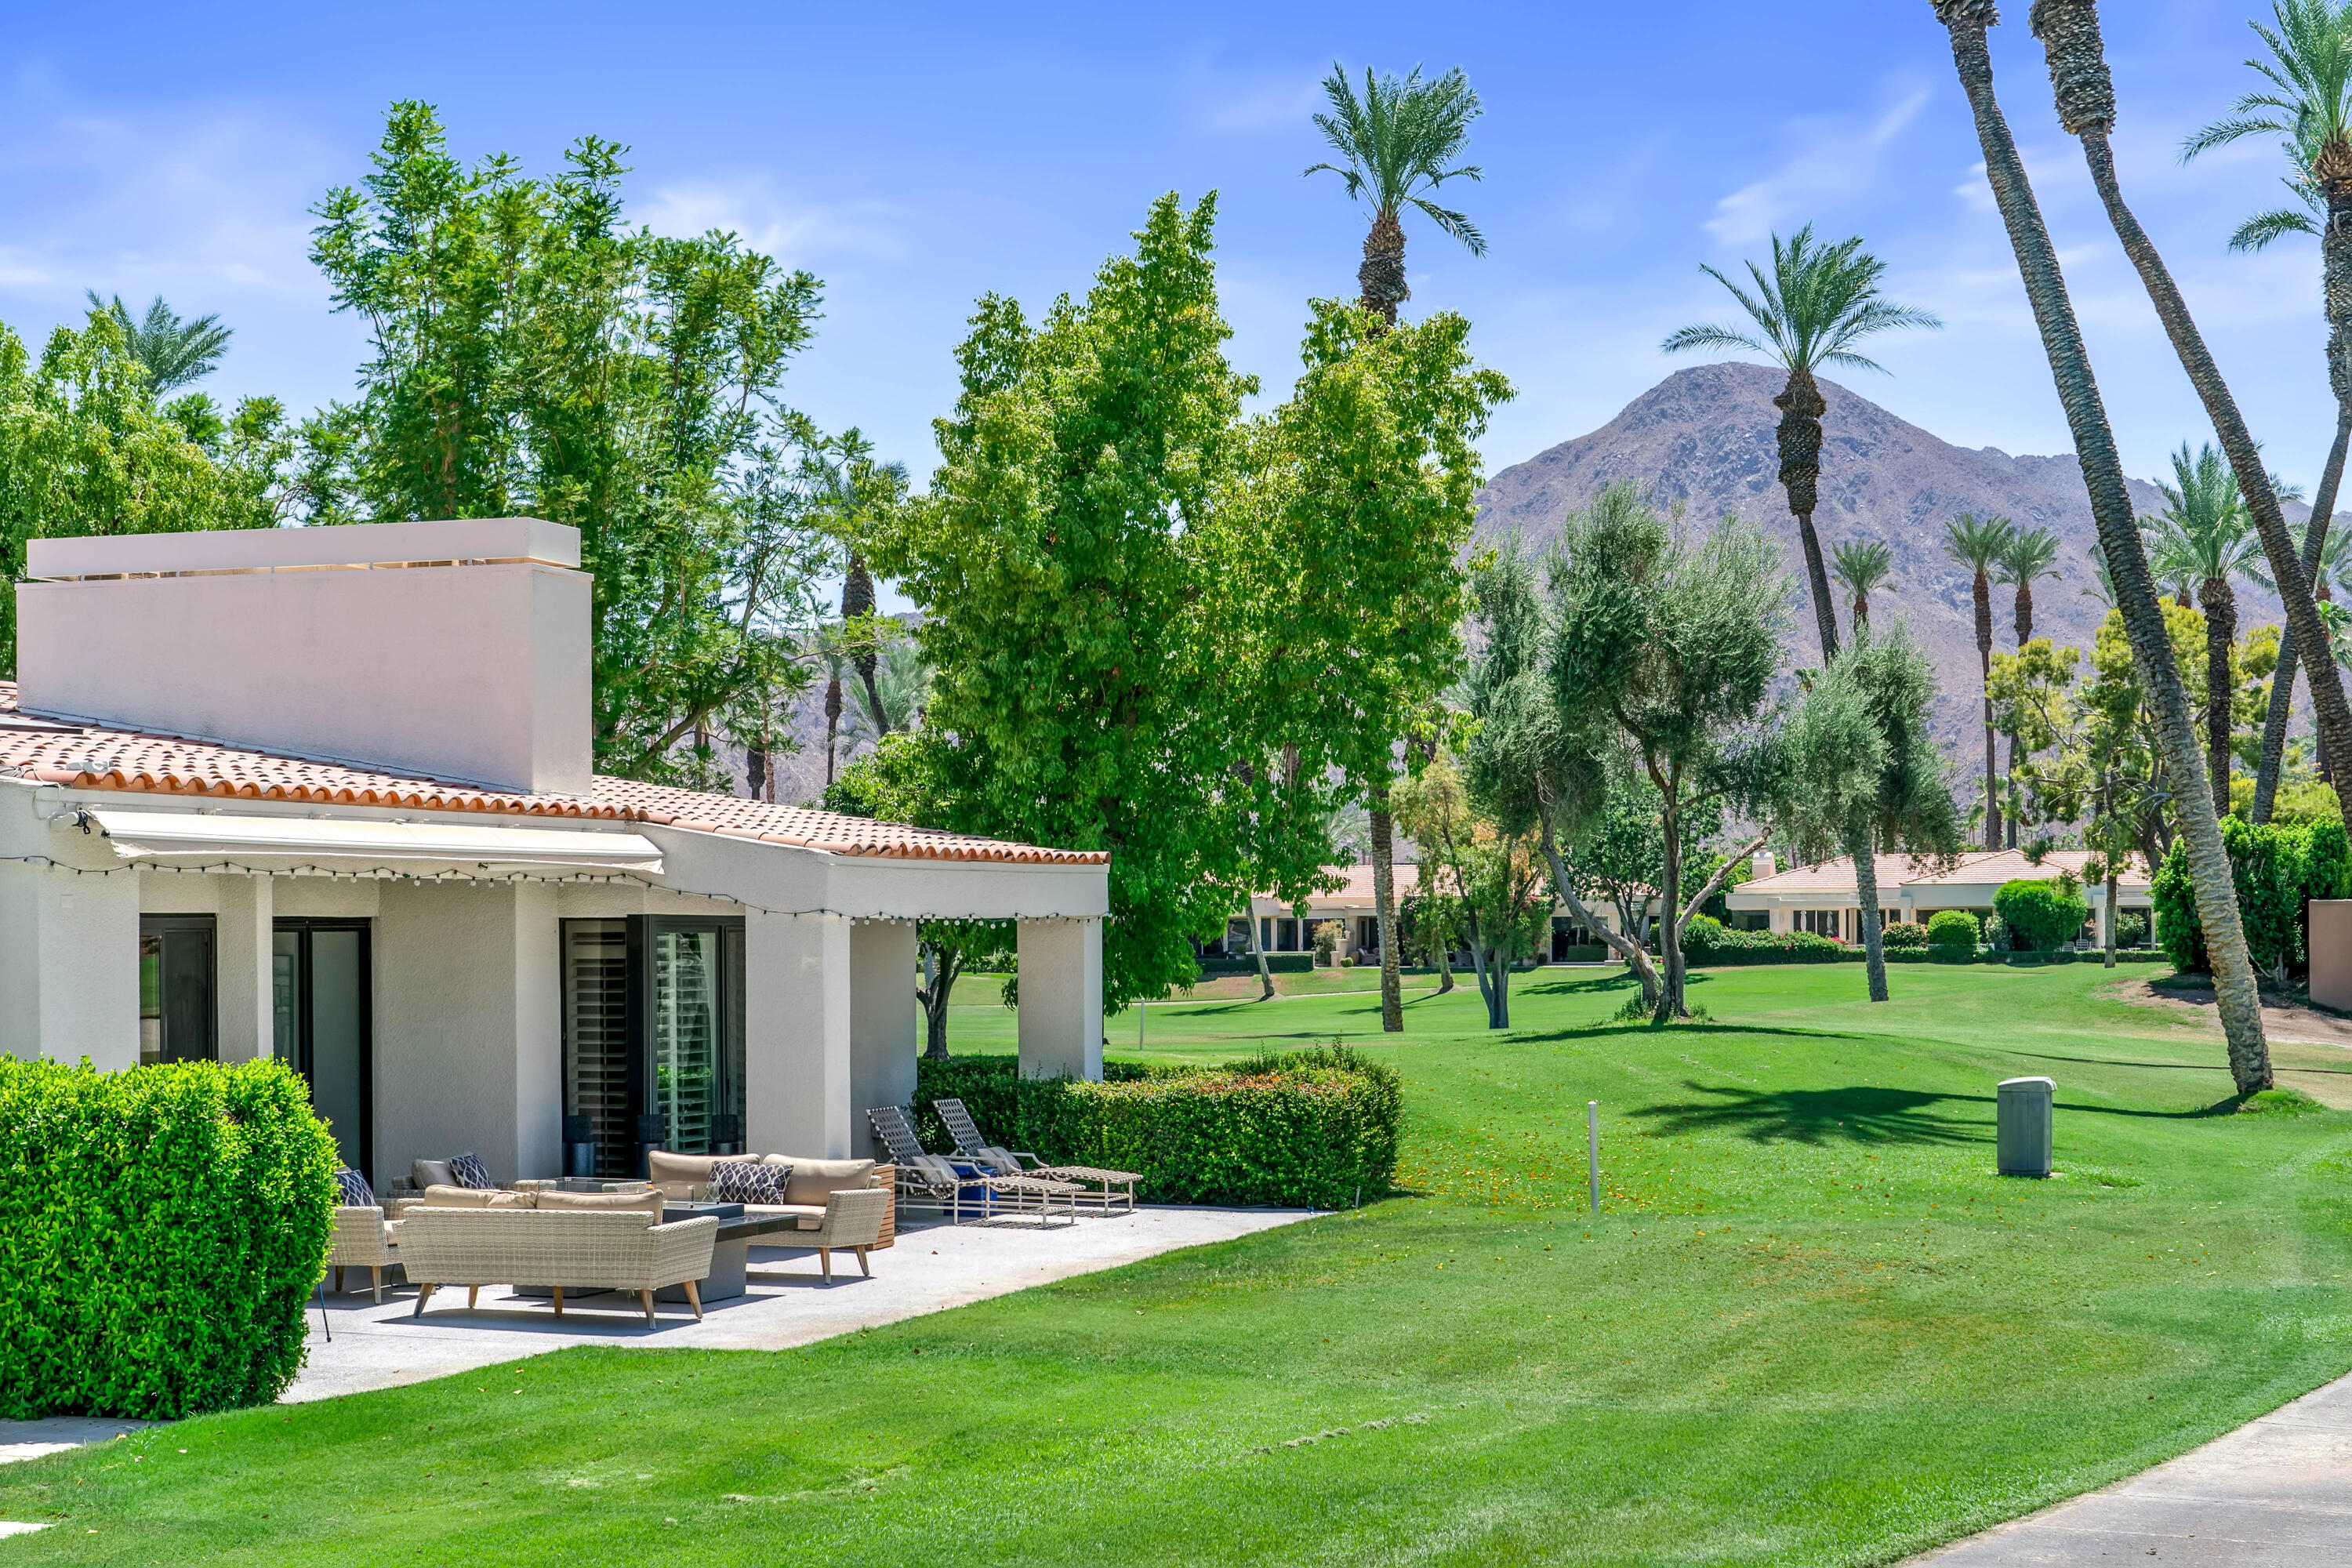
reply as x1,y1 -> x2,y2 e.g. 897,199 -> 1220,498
0,780 -> 140,1069
213,876 -> 275,1064
746,912 -> 852,1158
17,519 -> 591,796
851,920 -> 919,1148
1017,916 -> 1104,1081
372,881 -> 561,1188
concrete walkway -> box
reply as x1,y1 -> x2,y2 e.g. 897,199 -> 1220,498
286,1203 -> 1309,1403
1912,1370 -> 2352,1564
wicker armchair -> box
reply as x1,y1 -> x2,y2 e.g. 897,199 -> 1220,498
756,1186 -> 892,1282
328,1206 -> 403,1303
397,1207 -> 720,1326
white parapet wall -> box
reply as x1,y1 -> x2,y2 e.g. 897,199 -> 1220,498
16,518 -> 593,797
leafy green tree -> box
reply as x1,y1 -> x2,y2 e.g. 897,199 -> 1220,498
1996,524 -> 2063,847
1546,485 -> 1791,1019
1829,537 -> 1893,630
1944,512 -> 2016,848
1833,622 -> 1965,1000
822,734 -> 1013,1057
303,102 -> 833,782
2188,2 -> 2352,820
1390,752 -> 1471,996
1991,636 -> 2083,836
862,194 -> 1261,1010
82,292 -> 233,394
0,310 -> 289,673
1213,299 -> 1508,1031
2031,2 -> 2352,862
1664,226 -> 1940,661
1305,64 -> 1485,328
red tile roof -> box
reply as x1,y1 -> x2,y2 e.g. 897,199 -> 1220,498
0,682 -> 1105,866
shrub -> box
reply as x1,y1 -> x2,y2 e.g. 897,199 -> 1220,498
915,1045 -> 1402,1207
1312,920 -> 1345,964
1196,953 -> 1315,975
1881,920 -> 1929,951
2114,912 -> 2148,949
1679,924 -> 1848,965
1994,878 -> 2092,952
0,1058 -> 338,1420
2152,818 -> 2352,975
1926,909 -> 1980,956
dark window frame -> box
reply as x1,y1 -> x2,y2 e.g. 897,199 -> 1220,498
140,913 -> 217,1065
273,918 -> 374,1182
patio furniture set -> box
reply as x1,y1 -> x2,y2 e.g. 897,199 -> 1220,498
325,1101 -> 1142,1329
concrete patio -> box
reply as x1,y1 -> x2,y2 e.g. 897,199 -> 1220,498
287,1203 -> 1313,1403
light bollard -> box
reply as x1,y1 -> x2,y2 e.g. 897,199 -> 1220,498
1997,1076 -> 2054,1178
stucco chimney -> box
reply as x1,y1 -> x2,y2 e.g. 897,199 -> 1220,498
16,518 -> 593,796
1751,851 -> 1777,880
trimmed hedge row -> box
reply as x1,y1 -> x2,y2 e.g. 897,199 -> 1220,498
2152,818 -> 2352,975
913,1045 -> 1402,1209
0,1058 -> 338,1420
1196,953 -> 1316,975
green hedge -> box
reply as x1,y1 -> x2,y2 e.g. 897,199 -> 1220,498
913,1045 -> 1402,1208
1926,909 -> 1980,955
1994,878 -> 2092,953
1196,953 -> 1316,975
1882,920 -> 1929,951
1681,921 -> 1849,964
0,1058 -> 338,1420
2153,818 -> 2352,975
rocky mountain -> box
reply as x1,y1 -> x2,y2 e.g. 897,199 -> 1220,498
1475,361 -> 2335,766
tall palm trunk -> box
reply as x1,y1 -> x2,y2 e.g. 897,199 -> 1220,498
842,556 -> 889,739
2202,575 -> 2237,814
1370,794 -> 1403,1031
1359,211 -> 1408,328
1974,568 -> 2001,848
1775,368 -> 1842,661
823,673 -> 843,786
2252,407 -> 2350,820
2252,181 -> 2352,822
2032,0 -> 2352,852
1935,0 -> 2270,1094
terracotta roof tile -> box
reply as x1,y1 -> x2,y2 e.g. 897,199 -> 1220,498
0,682 -> 1105,866
1737,849 -> 2148,896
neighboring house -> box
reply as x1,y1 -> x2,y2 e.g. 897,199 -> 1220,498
1210,864 -> 1629,964
1725,850 -> 2151,945
0,517 -> 1109,1189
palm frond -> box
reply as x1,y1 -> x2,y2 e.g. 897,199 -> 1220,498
1664,223 -> 1938,376
85,290 -> 233,394
1306,61 -> 1485,256
2231,204 -> 2321,251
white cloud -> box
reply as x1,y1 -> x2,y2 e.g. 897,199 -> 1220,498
1705,82 -> 1933,247
638,176 -> 908,267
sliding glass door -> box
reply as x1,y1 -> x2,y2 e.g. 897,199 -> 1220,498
139,915 -> 216,1065
274,920 -> 372,1179
562,916 -> 745,1176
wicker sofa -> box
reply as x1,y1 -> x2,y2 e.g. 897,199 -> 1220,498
328,1207 -> 404,1302
645,1151 -> 896,1249
397,1207 -> 720,1326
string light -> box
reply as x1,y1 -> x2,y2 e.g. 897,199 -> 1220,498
0,854 -> 1098,926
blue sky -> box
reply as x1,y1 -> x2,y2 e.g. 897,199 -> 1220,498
0,2 -> 2329,516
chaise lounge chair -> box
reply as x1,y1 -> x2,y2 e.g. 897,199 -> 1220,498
866,1105 -> 1078,1226
931,1098 -> 1140,1213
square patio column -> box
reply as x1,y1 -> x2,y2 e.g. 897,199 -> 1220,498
746,912 -> 853,1157
1017,916 -> 1102,1082
215,874 -> 274,1064
850,919 -> 918,1138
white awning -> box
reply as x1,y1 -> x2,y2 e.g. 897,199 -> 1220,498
84,809 -> 663,873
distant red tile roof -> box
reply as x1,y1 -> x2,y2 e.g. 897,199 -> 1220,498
0,682 -> 1105,866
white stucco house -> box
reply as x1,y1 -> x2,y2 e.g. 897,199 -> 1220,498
0,517 -> 1109,1189
1724,849 -> 2151,945
1212,864 -> 1633,965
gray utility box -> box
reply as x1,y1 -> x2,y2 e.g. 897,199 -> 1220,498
1997,1076 -> 2054,1178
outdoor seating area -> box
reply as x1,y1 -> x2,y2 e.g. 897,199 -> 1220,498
867,1105 -> 1084,1226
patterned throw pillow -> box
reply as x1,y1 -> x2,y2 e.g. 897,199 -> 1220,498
707,1160 -> 786,1205
333,1167 -> 376,1208
448,1152 -> 495,1190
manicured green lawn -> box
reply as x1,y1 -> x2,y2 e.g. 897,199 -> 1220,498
7,964 -> 2351,1566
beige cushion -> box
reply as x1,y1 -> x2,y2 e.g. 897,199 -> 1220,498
781,1157 -> 874,1206
645,1150 -> 792,1188
418,1184 -> 535,1209
411,1159 -> 456,1191
533,1189 -> 665,1218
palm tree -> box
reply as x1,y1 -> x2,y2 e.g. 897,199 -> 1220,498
2030,1 -> 2352,851
1828,538 -> 1893,630
1308,62 -> 1486,1037
804,623 -> 851,787
2184,2 -> 2352,820
1932,0 -> 2268,1094
1996,524 -> 2063,846
2147,445 -> 2262,811
1306,64 -> 1485,328
85,291 -> 231,394
1664,227 -> 1941,661
1944,513 -> 2016,848
843,636 -> 932,744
